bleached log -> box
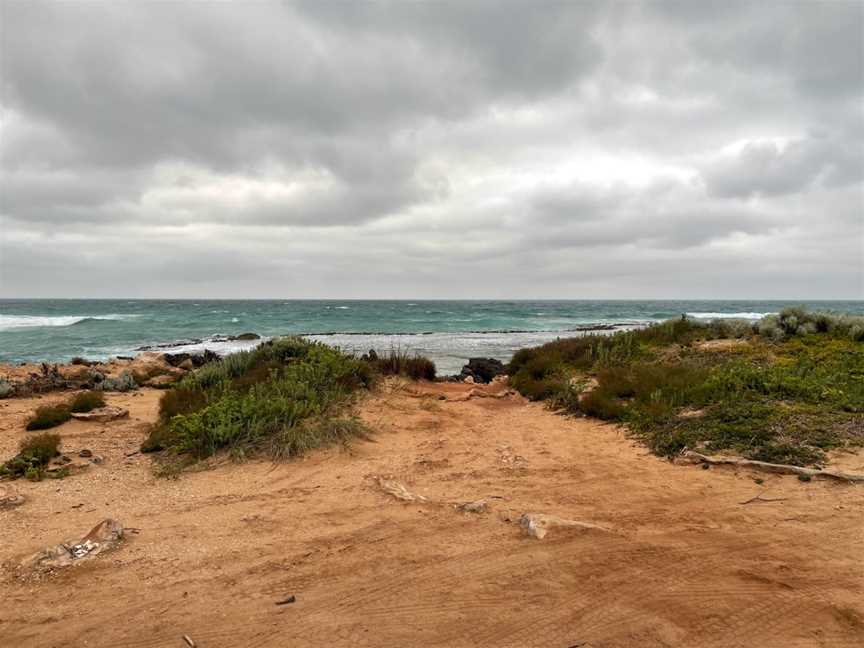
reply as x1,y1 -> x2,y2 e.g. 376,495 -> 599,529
680,451 -> 864,483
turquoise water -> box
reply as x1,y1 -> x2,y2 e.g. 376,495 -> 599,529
1,299 -> 862,374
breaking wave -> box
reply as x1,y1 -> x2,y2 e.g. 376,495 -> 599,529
0,314 -> 136,331
686,312 -> 773,321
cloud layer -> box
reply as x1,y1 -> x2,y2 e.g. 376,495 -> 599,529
1,1 -> 862,298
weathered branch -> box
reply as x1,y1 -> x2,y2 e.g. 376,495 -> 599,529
680,451 -> 864,483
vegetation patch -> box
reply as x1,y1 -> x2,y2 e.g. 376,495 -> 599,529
365,349 -> 437,381
508,308 -> 864,467
142,338 -> 376,467
26,403 -> 72,431
0,433 -> 61,481
69,390 -> 106,413
24,389 -> 109,431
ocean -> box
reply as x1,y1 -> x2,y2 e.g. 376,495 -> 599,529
1,299 -> 862,374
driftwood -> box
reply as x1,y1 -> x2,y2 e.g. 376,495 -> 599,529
375,477 -> 428,502
739,494 -> 787,505
519,513 -> 610,540
681,451 -> 864,483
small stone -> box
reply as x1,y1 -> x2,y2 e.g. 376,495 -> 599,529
463,375 -> 475,384
145,374 -> 180,388
456,499 -> 488,514
79,449 -> 93,458
0,484 -> 25,509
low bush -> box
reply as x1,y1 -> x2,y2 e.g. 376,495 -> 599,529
69,390 -> 105,413
0,433 -> 61,480
26,403 -> 72,431
102,371 -> 137,392
142,337 -> 375,465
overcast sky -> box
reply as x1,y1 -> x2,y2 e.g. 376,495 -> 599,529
1,1 -> 862,299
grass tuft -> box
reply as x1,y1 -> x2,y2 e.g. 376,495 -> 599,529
0,433 -> 61,480
366,349 -> 437,381
25,403 -> 72,431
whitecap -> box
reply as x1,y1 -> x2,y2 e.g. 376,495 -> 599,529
686,312 -> 773,320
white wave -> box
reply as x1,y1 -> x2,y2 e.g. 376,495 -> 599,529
0,314 -> 135,331
686,312 -> 773,321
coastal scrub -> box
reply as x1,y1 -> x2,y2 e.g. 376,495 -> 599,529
141,337 -> 376,466
508,308 -> 864,467
24,389 -> 106,431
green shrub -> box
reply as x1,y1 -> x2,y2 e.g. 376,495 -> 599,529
0,433 -> 61,480
142,337 -> 375,465
158,386 -> 209,421
69,390 -> 105,413
25,403 -> 72,430
579,389 -> 626,420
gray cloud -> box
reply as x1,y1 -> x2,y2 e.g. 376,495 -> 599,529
0,1 -> 861,298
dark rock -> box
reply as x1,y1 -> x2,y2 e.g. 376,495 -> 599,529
163,350 -> 220,368
200,349 -> 220,365
79,449 -> 93,458
163,352 -> 192,367
231,332 -> 260,341
459,358 -> 506,384
116,356 -> 134,361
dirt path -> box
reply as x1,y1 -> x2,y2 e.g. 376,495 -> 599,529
1,380 -> 863,647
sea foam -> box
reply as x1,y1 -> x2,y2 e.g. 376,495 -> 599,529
0,314 -> 134,330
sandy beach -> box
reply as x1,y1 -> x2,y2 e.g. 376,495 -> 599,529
2,371 -> 862,647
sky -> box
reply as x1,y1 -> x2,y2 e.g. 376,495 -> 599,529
1,1 -> 862,299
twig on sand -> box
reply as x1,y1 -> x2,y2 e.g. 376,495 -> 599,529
275,595 -> 296,605
182,635 -> 196,648
739,493 -> 787,505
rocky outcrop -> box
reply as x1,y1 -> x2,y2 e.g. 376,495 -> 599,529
460,358 -> 506,384
144,374 -> 180,388
71,406 -> 129,423
163,349 -> 220,368
100,371 -> 137,392
231,332 -> 261,341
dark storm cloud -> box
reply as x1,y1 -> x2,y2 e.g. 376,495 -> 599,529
0,1 -> 861,297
